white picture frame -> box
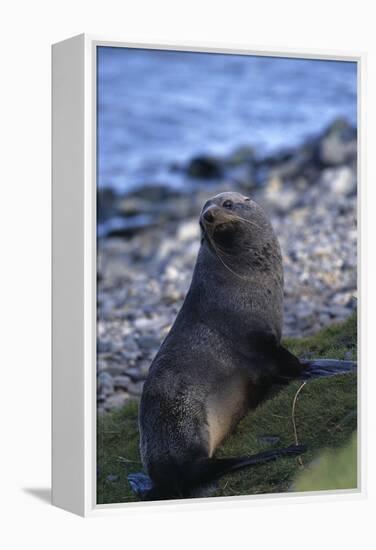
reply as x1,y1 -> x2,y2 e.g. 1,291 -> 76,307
52,33 -> 365,517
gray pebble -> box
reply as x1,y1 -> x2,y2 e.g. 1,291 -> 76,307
113,375 -> 132,390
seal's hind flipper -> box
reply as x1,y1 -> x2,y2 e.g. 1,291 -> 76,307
191,444 -> 307,485
128,472 -> 154,499
299,359 -> 357,380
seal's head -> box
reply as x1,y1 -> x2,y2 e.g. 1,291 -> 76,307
200,191 -> 273,252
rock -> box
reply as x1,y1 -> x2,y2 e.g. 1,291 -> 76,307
186,155 -> 223,179
134,316 -> 169,332
225,163 -> 256,189
265,176 -> 298,212
123,335 -> 140,353
97,394 -> 106,403
127,381 -> 144,396
226,145 -> 255,166
113,375 -> 132,390
137,335 -> 160,352
117,197 -> 154,217
164,265 -> 180,281
318,118 -> 357,166
163,287 -> 183,304
104,393 -> 129,411
102,365 -> 127,376
321,166 -> 356,196
97,339 -> 113,354
130,184 -> 182,202
328,305 -> 351,319
177,220 -> 200,242
125,366 -> 148,381
105,215 -> 155,239
97,372 -> 114,396
97,187 -> 117,222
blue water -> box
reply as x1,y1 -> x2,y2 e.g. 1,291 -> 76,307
97,47 -> 357,193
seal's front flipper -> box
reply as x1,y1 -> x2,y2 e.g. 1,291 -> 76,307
272,344 -> 304,380
247,330 -> 304,381
127,472 -> 154,500
299,359 -> 357,379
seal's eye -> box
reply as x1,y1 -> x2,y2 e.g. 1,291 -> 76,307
244,197 -> 251,202
222,200 -> 233,209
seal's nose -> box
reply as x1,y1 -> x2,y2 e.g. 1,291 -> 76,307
203,209 -> 215,223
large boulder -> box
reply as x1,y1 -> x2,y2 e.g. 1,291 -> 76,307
186,155 -> 223,179
318,118 -> 357,167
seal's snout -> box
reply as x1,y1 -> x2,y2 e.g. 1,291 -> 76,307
203,209 -> 215,223
201,204 -> 226,227
200,204 -> 234,233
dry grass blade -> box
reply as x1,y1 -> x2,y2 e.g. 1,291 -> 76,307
117,456 -> 142,464
291,381 -> 307,468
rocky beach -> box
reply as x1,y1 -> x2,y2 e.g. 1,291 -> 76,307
97,119 -> 357,414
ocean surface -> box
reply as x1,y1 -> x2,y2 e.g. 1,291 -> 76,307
97,47 -> 357,193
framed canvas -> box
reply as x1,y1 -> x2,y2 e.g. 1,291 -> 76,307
52,34 -> 365,517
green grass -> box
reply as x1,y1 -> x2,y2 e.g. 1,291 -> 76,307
97,312 -> 357,504
283,311 -> 357,361
293,432 -> 357,492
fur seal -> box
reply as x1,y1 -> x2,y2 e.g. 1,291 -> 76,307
128,191 -> 355,501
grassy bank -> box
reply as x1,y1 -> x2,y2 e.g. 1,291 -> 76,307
97,313 -> 357,504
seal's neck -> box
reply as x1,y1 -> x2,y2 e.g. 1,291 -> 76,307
183,241 -> 283,345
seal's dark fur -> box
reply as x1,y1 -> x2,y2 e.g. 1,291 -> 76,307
128,192 -> 355,501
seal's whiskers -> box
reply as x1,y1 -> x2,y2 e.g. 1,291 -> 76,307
207,233 -> 249,281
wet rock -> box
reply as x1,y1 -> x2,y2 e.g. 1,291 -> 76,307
186,155 -> 223,179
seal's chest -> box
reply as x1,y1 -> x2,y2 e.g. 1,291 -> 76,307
205,374 -> 249,457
